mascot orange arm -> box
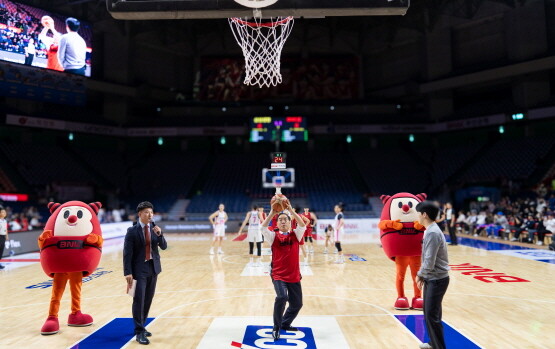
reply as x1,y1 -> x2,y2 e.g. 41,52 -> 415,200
378,219 -> 403,231
413,221 -> 426,231
85,233 -> 103,247
38,230 -> 52,250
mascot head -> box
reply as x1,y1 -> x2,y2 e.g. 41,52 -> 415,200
45,201 -> 102,237
380,192 -> 427,223
40,201 -> 102,277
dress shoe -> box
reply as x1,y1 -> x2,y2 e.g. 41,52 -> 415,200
136,332 -> 150,345
272,327 -> 280,341
145,331 -> 152,337
281,326 -> 298,331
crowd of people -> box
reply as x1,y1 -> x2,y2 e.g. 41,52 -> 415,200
446,190 -> 555,245
0,4 -> 44,57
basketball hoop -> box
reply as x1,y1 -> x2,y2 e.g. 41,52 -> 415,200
228,15 -> 294,88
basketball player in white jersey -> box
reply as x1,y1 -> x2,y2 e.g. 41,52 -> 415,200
209,203 -> 228,254
237,205 -> 264,266
334,204 -> 345,263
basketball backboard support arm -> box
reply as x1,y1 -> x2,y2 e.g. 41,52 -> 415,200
106,0 -> 409,20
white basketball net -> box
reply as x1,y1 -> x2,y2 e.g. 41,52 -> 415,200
228,16 -> 294,88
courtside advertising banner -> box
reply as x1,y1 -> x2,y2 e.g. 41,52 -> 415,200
316,218 -> 380,243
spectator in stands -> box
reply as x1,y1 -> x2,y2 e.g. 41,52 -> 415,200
537,183 -> 548,198
24,37 -> 35,65
112,208 -> 122,223
513,215 -> 537,242
466,210 -> 478,235
537,198 -> 547,214
544,213 -> 555,238
474,211 -> 487,236
491,212 -> 509,240
455,210 -> 467,234
535,215 -> 550,246
0,207 -> 8,269
58,17 -> 86,75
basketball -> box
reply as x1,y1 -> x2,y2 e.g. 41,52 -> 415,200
41,15 -> 53,28
271,194 -> 289,212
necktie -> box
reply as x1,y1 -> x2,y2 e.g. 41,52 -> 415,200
144,224 -> 151,261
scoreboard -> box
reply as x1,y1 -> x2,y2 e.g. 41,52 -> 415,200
250,116 -> 308,142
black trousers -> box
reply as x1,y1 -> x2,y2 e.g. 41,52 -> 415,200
446,220 -> 457,244
24,54 -> 34,65
0,235 -> 6,259
272,280 -> 303,329
249,242 -> 262,256
133,260 -> 158,334
423,276 -> 449,349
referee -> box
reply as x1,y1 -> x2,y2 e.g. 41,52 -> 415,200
415,201 -> 450,349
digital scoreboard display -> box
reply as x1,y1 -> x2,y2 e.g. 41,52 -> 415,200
250,116 -> 308,142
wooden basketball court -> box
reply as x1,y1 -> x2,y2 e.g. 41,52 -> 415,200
0,233 -> 553,348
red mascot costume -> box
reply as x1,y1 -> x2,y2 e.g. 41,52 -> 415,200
379,193 -> 426,310
38,201 -> 103,335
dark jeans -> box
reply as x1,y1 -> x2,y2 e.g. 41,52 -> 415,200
272,279 -> 303,329
423,276 -> 449,349
133,260 -> 158,334
64,65 -> 86,76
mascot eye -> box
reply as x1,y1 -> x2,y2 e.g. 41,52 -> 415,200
408,202 -> 413,208
63,210 -> 70,219
77,210 -> 83,219
398,202 -> 403,208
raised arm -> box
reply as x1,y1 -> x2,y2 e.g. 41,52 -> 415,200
261,208 -> 276,245
284,202 -> 306,241
237,212 -> 251,235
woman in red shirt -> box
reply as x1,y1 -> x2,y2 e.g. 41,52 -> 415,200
261,200 -> 306,341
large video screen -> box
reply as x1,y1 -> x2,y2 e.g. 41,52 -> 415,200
250,116 -> 308,143
0,1 -> 92,76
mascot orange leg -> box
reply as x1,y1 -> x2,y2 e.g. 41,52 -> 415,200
41,272 -> 93,335
394,256 -> 410,310
408,256 -> 424,310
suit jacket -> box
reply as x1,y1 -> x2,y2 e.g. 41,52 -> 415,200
123,222 -> 168,278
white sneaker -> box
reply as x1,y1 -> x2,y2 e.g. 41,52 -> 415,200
218,249 -> 224,254
419,343 -> 432,349
333,250 -> 338,254
536,241 -> 543,245
209,248 -> 214,255
473,234 -> 478,237
511,238 -> 517,241
309,248 -> 314,253
324,248 -> 328,254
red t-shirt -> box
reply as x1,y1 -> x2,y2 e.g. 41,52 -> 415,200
270,229 -> 302,283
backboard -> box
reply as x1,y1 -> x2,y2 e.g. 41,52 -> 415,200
107,0 -> 410,20
262,168 -> 295,188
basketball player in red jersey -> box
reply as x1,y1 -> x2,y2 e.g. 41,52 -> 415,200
301,207 -> 317,254
261,200 -> 307,341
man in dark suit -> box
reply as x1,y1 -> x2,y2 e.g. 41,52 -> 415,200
124,201 -> 167,345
